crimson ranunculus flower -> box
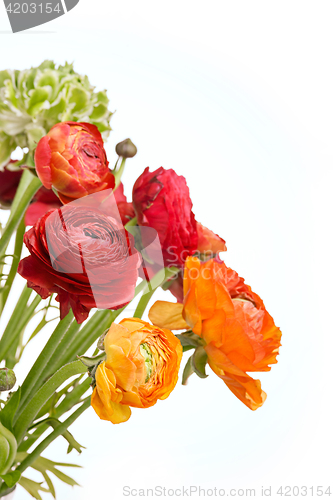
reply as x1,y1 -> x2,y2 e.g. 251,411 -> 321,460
25,187 -> 62,227
0,162 -> 23,208
132,167 -> 198,267
18,197 -> 142,324
35,122 -> 114,204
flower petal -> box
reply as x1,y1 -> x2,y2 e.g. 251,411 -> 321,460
148,301 -> 189,330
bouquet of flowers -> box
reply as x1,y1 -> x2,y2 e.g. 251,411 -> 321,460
0,61 -> 281,499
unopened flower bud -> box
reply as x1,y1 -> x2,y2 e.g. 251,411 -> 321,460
0,368 -> 16,392
115,138 -> 137,158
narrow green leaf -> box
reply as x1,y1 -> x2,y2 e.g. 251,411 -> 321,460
18,476 -> 49,500
182,356 -> 194,385
17,398 -> 91,475
192,347 -> 209,379
14,361 -> 87,445
39,470 -> 55,498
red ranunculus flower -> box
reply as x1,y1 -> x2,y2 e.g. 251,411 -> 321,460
35,122 -> 114,204
25,187 -> 63,227
0,162 -> 23,208
132,167 -> 227,301
132,167 -> 198,268
18,195 -> 142,324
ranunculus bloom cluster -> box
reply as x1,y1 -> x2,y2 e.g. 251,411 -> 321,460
35,122 -> 114,204
18,200 -> 141,323
149,256 -> 281,410
132,167 -> 198,267
132,167 -> 226,302
91,318 -> 182,423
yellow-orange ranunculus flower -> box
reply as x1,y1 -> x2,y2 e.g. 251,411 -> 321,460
149,257 -> 281,411
91,318 -> 182,423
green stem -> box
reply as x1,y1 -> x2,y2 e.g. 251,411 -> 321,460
2,293 -> 42,367
124,216 -> 137,229
18,377 -> 91,453
16,398 -> 91,475
13,360 -> 86,445
36,318 -> 82,382
113,157 -> 126,189
0,170 -> 41,258
56,310 -> 114,368
14,311 -> 75,422
0,287 -> 32,362
133,288 -> 156,319
0,218 -> 25,314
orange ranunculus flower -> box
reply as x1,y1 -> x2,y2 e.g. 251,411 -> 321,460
35,121 -> 114,204
149,257 -> 281,411
91,318 -> 182,423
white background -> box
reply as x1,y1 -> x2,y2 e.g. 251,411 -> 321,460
1,1 -> 333,499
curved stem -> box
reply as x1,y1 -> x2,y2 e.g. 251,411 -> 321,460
0,217 -> 25,314
0,287 -> 32,362
133,288 -> 156,319
113,158 -> 126,189
0,170 -> 41,257
124,216 -> 137,229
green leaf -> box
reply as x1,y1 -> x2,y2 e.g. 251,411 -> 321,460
0,133 -> 13,169
0,70 -> 12,88
68,86 -> 90,113
192,347 -> 208,379
182,355 -> 195,385
176,331 -> 203,349
0,470 -> 21,488
27,87 -> 50,116
182,345 -> 196,352
90,103 -> 108,120
78,352 -> 106,368
38,470 -> 55,498
14,361 -> 87,445
34,456 -> 80,488
25,123 -> 46,150
19,476 -> 49,500
17,399 -> 91,475
0,388 -> 21,432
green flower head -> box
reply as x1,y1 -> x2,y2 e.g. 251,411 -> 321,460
0,60 -> 113,168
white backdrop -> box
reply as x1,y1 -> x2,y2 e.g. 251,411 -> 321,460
0,1 -> 332,499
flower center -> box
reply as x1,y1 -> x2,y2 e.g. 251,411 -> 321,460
83,228 -> 100,239
140,343 -> 154,383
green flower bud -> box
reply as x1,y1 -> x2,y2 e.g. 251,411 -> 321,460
115,138 -> 137,159
0,368 -> 16,392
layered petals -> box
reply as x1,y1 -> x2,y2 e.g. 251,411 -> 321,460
132,167 -> 198,267
149,256 -> 281,410
35,122 -> 114,203
18,198 -> 141,323
91,318 -> 182,423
